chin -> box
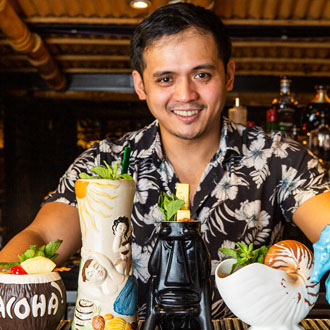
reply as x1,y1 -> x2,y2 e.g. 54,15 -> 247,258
173,129 -> 204,141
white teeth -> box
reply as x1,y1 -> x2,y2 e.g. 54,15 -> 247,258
173,110 -> 199,116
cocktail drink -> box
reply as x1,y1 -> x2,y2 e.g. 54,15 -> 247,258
72,161 -> 137,330
215,240 -> 320,330
144,185 -> 213,330
0,271 -> 66,330
0,241 -> 67,330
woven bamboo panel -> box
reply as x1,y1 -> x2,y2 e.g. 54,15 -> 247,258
27,317 -> 330,330
136,318 -> 330,330
5,0 -> 330,25
219,318 -> 330,330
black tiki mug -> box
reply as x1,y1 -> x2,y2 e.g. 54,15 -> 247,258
144,220 -> 213,330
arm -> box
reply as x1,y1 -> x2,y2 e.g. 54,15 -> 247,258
0,201 -> 81,266
293,191 -> 330,243
113,237 -> 130,254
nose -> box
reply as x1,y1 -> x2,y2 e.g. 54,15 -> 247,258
173,77 -> 198,103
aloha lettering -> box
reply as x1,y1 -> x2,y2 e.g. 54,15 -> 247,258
0,293 -> 59,319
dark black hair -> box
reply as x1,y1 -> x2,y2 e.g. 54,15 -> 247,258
112,216 -> 129,237
130,2 -> 232,76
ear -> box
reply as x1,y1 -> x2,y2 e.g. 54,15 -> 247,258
132,70 -> 147,100
225,59 -> 235,92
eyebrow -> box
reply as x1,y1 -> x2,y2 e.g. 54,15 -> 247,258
152,71 -> 174,78
192,64 -> 216,71
152,64 -> 216,78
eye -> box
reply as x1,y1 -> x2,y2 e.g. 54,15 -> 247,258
156,76 -> 173,85
194,72 -> 211,80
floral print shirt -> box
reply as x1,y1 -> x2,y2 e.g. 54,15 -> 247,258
46,118 -> 330,319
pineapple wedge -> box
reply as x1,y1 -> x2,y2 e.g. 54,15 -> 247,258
175,183 -> 190,210
177,209 -> 191,221
21,256 -> 56,274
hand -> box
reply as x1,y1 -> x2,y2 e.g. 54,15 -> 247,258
311,225 -> 330,304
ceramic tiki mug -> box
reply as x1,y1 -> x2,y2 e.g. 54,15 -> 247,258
72,178 -> 137,330
0,271 -> 66,330
215,240 -> 320,330
312,225 -> 330,304
144,220 -> 213,330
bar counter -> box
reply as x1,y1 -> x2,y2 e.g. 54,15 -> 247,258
56,318 -> 330,330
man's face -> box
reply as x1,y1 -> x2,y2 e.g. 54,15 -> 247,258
133,28 -> 235,142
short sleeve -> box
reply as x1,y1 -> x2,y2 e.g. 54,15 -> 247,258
278,139 -> 330,221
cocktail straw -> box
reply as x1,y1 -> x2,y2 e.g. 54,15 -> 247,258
121,146 -> 131,174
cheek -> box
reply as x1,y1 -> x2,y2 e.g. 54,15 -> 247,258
206,85 -> 226,107
146,94 -> 169,117
144,84 -> 171,106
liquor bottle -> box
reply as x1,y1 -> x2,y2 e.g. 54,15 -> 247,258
272,76 -> 298,137
308,110 -> 330,162
266,108 -> 278,135
228,97 -> 247,125
301,85 -> 330,135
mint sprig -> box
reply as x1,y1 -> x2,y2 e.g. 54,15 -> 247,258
220,242 -> 270,274
158,192 -> 185,221
79,161 -> 133,180
0,239 -> 63,269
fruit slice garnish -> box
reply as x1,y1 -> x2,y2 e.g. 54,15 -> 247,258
11,265 -> 27,275
21,256 -> 56,274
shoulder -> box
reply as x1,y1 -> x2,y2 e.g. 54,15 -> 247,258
223,118 -> 287,154
85,120 -> 159,162
238,123 -> 302,156
225,118 -> 311,165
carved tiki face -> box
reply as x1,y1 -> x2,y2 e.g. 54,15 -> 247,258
149,221 -> 210,308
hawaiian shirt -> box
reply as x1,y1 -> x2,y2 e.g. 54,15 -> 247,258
46,117 -> 330,319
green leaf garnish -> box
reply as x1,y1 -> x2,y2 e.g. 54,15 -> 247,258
0,239 -> 63,269
219,242 -> 270,274
79,161 -> 133,180
0,261 -> 20,268
157,192 -> 185,221
45,239 -> 63,260
79,173 -> 95,179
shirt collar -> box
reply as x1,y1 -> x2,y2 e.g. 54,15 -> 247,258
135,117 -> 244,166
133,120 -> 164,165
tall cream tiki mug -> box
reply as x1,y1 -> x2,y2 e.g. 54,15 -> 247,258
72,178 -> 137,330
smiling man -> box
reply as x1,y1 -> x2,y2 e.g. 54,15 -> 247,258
0,2 -> 330,323
132,26 -> 234,200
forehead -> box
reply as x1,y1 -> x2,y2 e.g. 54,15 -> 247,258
143,28 -> 218,64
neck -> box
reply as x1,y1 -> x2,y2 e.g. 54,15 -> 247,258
160,127 -> 221,204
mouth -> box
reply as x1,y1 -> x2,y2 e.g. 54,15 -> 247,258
172,110 -> 201,117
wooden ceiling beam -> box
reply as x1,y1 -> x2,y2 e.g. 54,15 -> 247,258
3,54 -> 330,65
45,38 -> 131,46
0,0 -> 66,91
222,18 -> 330,26
1,67 -> 329,78
21,16 -> 330,27
24,17 -> 143,25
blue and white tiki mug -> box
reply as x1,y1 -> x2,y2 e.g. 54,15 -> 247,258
312,224 -> 330,304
